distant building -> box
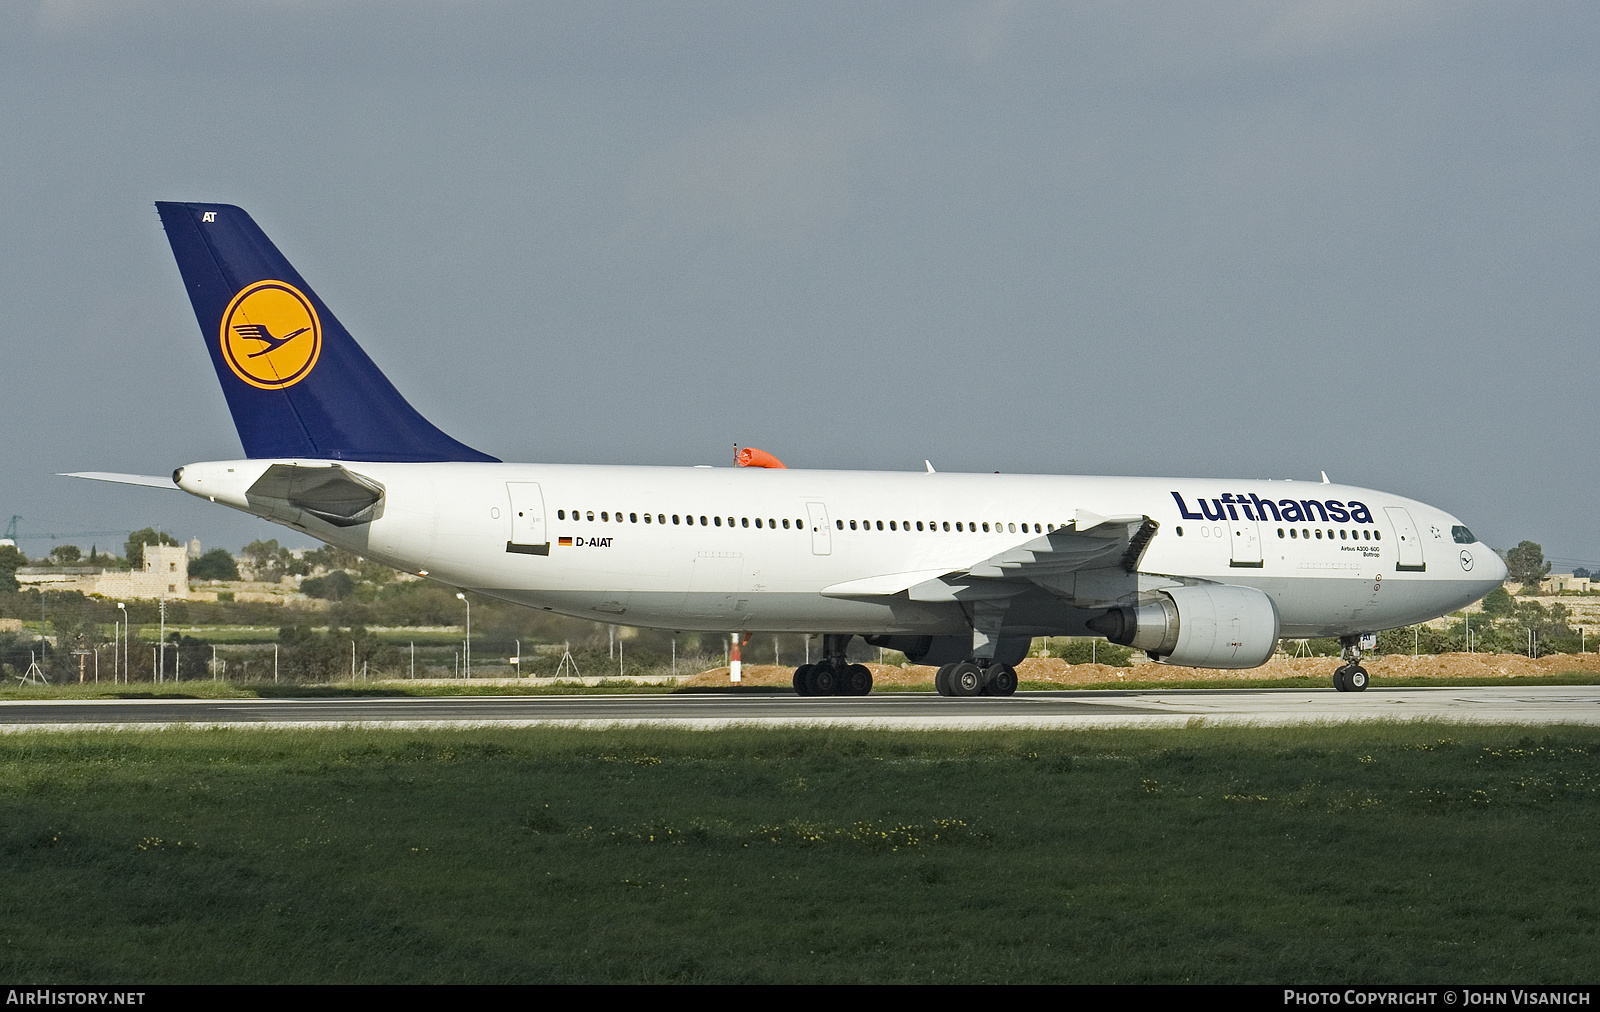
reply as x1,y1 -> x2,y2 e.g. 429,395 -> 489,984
16,542 -> 191,600
1540,573 -> 1593,594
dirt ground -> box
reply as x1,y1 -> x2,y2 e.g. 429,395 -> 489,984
683,651 -> 1600,689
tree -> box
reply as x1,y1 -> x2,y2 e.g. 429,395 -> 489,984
190,548 -> 240,581
1505,541 -> 1551,588
0,544 -> 26,593
48,545 -> 81,565
125,528 -> 179,570
1481,586 -> 1513,618
241,539 -> 309,582
301,570 -> 354,601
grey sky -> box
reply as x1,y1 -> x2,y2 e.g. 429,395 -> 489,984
2,2 -> 1596,569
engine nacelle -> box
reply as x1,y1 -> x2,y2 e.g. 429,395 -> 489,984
1089,584 -> 1279,669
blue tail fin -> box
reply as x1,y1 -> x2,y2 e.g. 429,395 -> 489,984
155,201 -> 499,463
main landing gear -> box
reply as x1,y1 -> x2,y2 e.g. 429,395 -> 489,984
792,634 -> 873,697
933,660 -> 1017,698
1333,635 -> 1369,692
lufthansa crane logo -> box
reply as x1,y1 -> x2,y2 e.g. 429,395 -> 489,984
219,280 -> 322,390
1460,550 -> 1474,571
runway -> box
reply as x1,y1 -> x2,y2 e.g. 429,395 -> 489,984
1,685 -> 1598,731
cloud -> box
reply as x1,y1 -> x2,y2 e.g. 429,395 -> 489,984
625,90 -> 889,243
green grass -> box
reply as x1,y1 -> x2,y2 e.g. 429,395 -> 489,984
0,723 -> 1597,983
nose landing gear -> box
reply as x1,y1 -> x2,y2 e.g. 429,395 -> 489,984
1333,635 -> 1370,692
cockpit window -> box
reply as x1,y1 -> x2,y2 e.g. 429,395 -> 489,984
1452,525 -> 1476,544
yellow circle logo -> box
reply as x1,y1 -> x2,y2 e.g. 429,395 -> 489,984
219,280 -> 322,390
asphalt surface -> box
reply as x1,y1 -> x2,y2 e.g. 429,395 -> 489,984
1,685 -> 1598,730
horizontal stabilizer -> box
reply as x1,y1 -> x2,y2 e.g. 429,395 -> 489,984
59,472 -> 177,490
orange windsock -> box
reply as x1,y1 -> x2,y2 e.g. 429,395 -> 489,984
736,447 -> 786,469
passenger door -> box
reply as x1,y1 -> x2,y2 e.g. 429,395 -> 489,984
506,482 -> 549,555
1229,516 -> 1263,568
1385,506 -> 1425,572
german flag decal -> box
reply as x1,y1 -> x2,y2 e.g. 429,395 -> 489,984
558,537 -> 573,547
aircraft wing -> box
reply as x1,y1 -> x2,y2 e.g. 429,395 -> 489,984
822,509 -> 1158,606
59,471 -> 178,490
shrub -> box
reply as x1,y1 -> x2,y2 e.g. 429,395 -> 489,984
1048,637 -> 1133,667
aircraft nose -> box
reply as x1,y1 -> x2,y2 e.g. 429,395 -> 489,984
1482,546 -> 1508,584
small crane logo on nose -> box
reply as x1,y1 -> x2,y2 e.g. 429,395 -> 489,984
1460,550 -> 1474,571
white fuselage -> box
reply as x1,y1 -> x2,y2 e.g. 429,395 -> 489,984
174,459 -> 1506,643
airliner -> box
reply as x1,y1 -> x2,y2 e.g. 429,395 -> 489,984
68,202 -> 1506,696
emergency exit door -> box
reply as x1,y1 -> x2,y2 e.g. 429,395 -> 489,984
806,502 -> 832,556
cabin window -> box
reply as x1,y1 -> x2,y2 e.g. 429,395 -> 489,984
1176,526 -> 1184,536
782,519 -> 790,529
644,514 -> 652,523
982,523 -> 990,533
875,521 -> 882,531
713,516 -> 722,527
586,511 -> 594,521
849,520 -> 857,530
836,520 -> 843,529
1374,530 -> 1381,540
557,509 -> 565,520
1315,530 -> 1322,539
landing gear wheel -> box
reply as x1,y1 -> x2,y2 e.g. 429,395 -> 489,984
805,663 -> 840,696
793,664 -> 816,696
934,663 -> 956,697
1335,636 -> 1370,693
843,663 -> 873,696
1346,665 -> 1368,691
949,661 -> 984,698
985,663 -> 1018,697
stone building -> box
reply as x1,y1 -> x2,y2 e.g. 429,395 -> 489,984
16,542 -> 191,600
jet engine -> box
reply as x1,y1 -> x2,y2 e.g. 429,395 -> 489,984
1087,584 -> 1279,669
